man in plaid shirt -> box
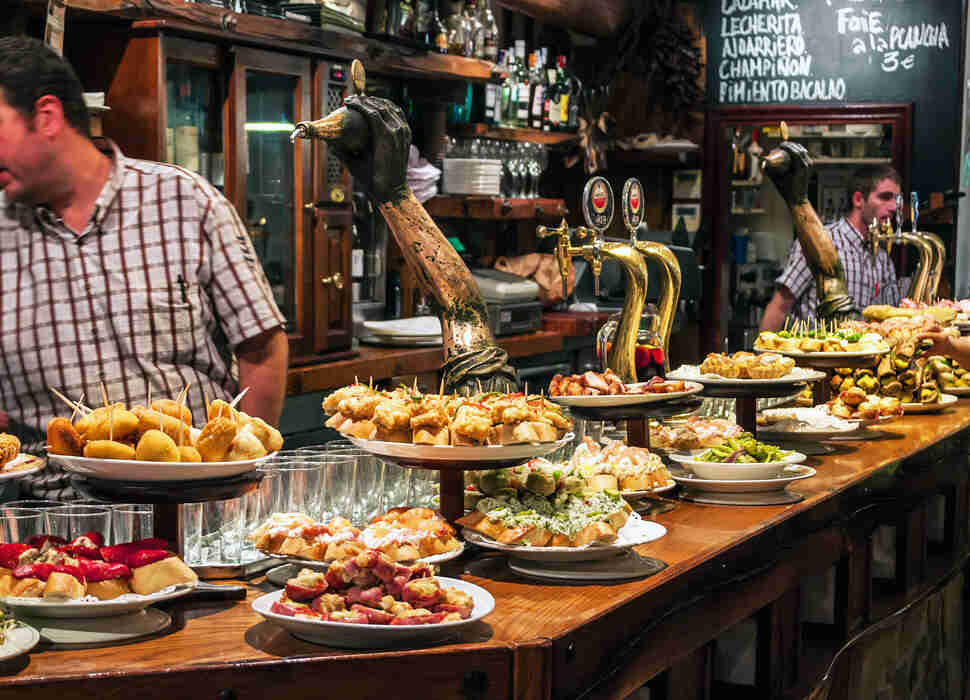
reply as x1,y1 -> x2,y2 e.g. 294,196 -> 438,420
0,38 -> 288,498
760,164 -> 902,331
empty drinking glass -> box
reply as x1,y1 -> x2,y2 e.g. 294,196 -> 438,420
326,447 -> 386,524
0,507 -> 45,544
277,458 -> 326,519
321,454 -> 357,522
112,504 -> 154,543
47,504 -> 112,544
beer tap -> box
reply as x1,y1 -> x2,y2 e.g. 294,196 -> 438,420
621,178 -> 682,372
537,177 -> 649,383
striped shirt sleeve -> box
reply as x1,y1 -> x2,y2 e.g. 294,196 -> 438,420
775,239 -> 813,300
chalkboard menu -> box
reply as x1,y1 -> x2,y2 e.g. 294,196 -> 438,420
709,0 -> 958,105
705,0 -> 963,194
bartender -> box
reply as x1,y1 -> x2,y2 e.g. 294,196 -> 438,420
759,165 -> 903,331
0,37 -> 288,498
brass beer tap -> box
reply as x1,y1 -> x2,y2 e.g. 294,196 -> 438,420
621,178 -> 681,373
537,177 -> 649,384
921,231 -> 946,303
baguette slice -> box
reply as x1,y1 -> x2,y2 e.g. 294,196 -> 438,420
450,428 -> 484,446
324,412 -> 348,430
372,426 -> 411,443
571,521 -> 617,547
43,570 -> 86,600
413,426 -> 449,445
341,420 -> 376,440
130,555 -> 198,596
86,578 -> 132,601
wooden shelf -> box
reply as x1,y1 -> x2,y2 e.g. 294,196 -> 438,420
450,123 -> 579,145
54,0 -> 500,83
424,195 -> 566,220
813,157 -> 893,165
611,149 -> 702,168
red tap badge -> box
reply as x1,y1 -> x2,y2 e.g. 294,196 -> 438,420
622,178 -> 645,234
583,176 -> 614,231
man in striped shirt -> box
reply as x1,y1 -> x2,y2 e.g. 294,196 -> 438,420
0,38 -> 288,497
760,164 -> 902,331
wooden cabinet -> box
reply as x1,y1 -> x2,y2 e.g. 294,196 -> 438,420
68,26 -> 354,361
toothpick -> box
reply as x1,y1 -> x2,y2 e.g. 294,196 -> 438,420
49,386 -> 91,415
369,377 -> 373,390
109,404 -> 115,442
177,391 -> 186,448
203,389 -> 210,419
438,375 -> 445,398
476,379 -> 483,394
147,382 -> 152,409
158,407 -> 163,432
100,381 -> 109,408
70,392 -> 85,423
228,386 -> 250,409
175,382 -> 191,408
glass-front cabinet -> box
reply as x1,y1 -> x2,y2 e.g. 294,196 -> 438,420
702,104 -> 913,353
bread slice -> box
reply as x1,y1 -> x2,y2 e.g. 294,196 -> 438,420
588,473 -> 619,491
450,428 -> 484,446
0,571 -> 12,596
341,420 -> 376,440
324,412 -> 347,429
518,527 -> 553,547
86,578 -> 132,601
43,571 -> 85,600
572,521 -> 617,547
413,426 -> 449,445
513,421 -> 557,443
10,577 -> 44,597
372,427 -> 411,443
131,556 -> 198,596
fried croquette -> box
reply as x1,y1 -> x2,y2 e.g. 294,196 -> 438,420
225,430 -> 267,461
83,407 -> 139,441
47,417 -> 83,456
135,430 -> 180,462
151,399 -> 192,425
83,440 -> 137,460
196,417 -> 238,462
177,446 -> 202,462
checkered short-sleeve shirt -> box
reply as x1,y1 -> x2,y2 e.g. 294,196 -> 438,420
776,217 -> 900,321
0,140 -> 286,456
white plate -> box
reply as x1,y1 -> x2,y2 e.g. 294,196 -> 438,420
462,513 -> 666,562
548,382 -> 703,408
347,432 -> 573,465
667,367 -> 826,386
670,465 -> 816,493
18,608 -> 171,646
0,623 -> 40,660
754,347 -> 889,360
0,582 -> 196,618
666,450 -> 806,481
620,481 -> 676,499
252,576 -> 494,649
363,316 -> 441,338
359,334 -> 443,347
943,385 -> 970,396
0,454 -> 45,481
901,393 -> 958,414
50,452 -> 275,482
507,550 -> 666,581
264,542 -> 466,571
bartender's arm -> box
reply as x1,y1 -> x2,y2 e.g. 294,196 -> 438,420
237,327 -> 288,426
916,333 -> 970,370
760,286 -> 796,332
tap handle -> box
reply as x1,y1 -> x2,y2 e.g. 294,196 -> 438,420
621,178 -> 645,245
582,176 -> 615,235
537,218 -> 569,242
911,191 -> 919,234
896,193 -> 904,236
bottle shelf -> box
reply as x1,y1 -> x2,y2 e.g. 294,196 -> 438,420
450,123 -> 579,145
813,157 -> 893,165
425,195 -> 566,220
611,149 -> 702,168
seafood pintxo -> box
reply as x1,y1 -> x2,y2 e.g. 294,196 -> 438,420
249,508 -> 462,564
323,383 -> 571,446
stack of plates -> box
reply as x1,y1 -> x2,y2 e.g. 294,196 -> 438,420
360,316 -> 443,347
442,159 -> 503,196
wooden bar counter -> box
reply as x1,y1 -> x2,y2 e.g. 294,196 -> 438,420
4,406 -> 970,700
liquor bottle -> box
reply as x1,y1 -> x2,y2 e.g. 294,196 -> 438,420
446,2 -> 466,55
414,0 -> 431,45
514,40 -> 530,127
461,0 -> 481,58
430,0 -> 448,53
390,0 -> 416,41
747,128 -> 763,183
351,222 -> 365,304
499,49 -> 514,126
528,53 -> 545,130
554,55 -> 571,131
479,1 -> 499,63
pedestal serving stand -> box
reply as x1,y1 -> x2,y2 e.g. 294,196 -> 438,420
781,352 -> 886,405
686,380 -> 822,437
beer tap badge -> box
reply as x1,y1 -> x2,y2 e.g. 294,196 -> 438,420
583,176 -> 614,232
621,178 -> 644,234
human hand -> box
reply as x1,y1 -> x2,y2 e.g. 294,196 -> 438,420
762,141 -> 813,207
331,95 -> 412,205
